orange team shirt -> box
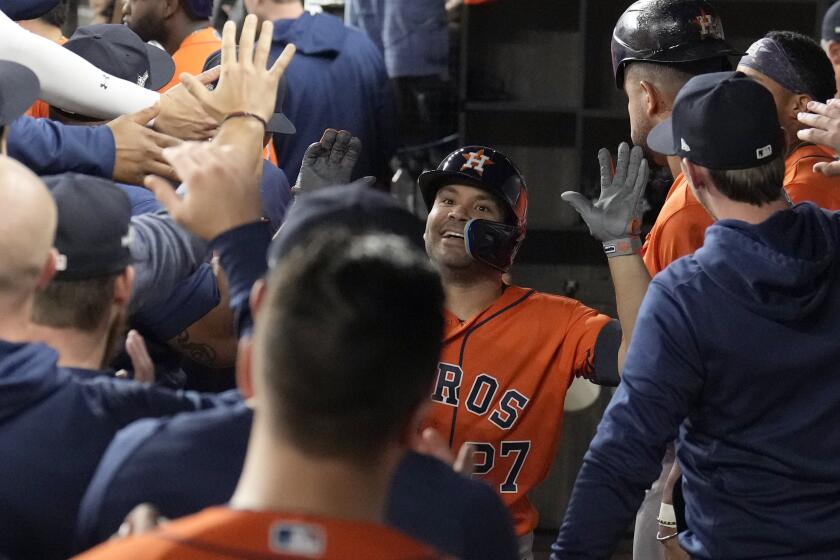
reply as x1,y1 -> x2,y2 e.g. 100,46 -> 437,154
74,507 -> 450,559
161,27 -> 222,92
784,144 -> 840,211
421,284 -> 612,536
641,173 -> 713,276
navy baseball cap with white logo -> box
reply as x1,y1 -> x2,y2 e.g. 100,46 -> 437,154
0,61 -> 40,126
42,173 -> 134,280
647,71 -> 784,170
65,24 -> 175,91
823,1 -> 840,42
268,183 -> 424,268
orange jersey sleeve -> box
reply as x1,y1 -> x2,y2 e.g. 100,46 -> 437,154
25,99 -> 51,119
421,285 -> 611,536
74,507 -> 448,560
160,27 -> 222,93
642,173 -> 713,276
784,144 -> 840,211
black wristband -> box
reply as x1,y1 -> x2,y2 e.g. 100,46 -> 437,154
223,111 -> 268,129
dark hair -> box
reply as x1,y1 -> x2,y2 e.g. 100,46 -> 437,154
767,30 -> 836,102
707,153 -> 786,205
626,57 -> 732,92
40,0 -> 68,28
32,275 -> 117,332
256,231 -> 444,464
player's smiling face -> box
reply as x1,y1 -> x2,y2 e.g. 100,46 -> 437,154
424,184 -> 505,270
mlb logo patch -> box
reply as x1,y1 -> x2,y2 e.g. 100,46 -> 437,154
756,144 -> 773,159
270,522 -> 326,557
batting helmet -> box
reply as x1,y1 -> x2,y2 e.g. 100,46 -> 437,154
418,146 -> 527,272
611,0 -> 740,89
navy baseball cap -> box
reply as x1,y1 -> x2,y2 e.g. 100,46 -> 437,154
1,0 -> 58,20
203,49 -> 295,135
42,174 -> 133,280
823,1 -> 840,41
647,71 -> 784,170
183,0 -> 212,19
65,24 -> 175,91
268,184 -> 424,268
0,61 -> 40,126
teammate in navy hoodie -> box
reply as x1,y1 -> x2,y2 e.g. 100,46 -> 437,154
0,159 -> 228,560
554,73 -> 840,559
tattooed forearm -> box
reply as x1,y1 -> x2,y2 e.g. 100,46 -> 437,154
171,330 -> 219,367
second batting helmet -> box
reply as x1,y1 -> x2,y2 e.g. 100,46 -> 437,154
419,146 -> 527,272
611,0 -> 740,89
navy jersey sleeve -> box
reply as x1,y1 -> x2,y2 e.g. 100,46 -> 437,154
212,221 -> 272,336
387,452 -> 518,560
551,280 -> 705,559
7,116 -> 115,178
78,375 -> 232,428
131,264 -> 220,341
128,211 -> 210,316
74,417 -> 159,551
0,0 -> 58,19
259,160 -> 292,232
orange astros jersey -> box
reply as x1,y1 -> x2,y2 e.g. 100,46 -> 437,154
641,173 -> 713,276
161,27 -> 222,93
74,507 -> 448,559
421,284 -> 611,536
784,144 -> 840,211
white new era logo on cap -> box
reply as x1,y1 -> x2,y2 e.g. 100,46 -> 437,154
680,138 -> 691,152
756,144 -> 773,159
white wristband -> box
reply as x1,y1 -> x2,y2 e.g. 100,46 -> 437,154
602,236 -> 642,258
657,502 -> 677,527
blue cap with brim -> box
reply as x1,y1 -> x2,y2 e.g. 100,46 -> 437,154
203,49 -> 296,135
0,61 -> 40,126
268,184 -> 424,268
647,71 -> 784,170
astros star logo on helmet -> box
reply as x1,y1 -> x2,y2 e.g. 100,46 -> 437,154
460,149 -> 495,176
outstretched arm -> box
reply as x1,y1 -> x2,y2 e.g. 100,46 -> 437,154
563,142 -> 651,372
0,10 -> 158,119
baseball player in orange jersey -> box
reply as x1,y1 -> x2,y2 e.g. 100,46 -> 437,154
737,31 -> 840,211
419,143 -> 652,559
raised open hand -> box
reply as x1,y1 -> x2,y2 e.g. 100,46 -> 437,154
561,142 -> 648,246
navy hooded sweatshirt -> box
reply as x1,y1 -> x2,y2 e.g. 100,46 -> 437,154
553,203 -> 840,559
267,12 -> 397,184
0,341 -> 227,559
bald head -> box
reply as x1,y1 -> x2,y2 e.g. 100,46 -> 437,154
0,157 -> 57,297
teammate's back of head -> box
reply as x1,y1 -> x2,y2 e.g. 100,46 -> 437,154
254,231 -> 444,464
0,157 -> 57,301
763,30 -> 836,103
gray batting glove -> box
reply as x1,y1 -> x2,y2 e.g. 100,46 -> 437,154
561,142 -> 648,242
293,128 -> 363,196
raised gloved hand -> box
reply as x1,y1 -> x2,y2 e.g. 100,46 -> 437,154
561,142 -> 648,257
292,128 -> 372,196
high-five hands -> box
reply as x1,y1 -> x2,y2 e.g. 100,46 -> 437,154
797,100 -> 840,177
180,14 -> 295,124
562,142 -> 648,253
293,128 -> 371,196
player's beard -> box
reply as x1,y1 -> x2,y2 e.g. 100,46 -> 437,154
127,10 -> 165,45
101,306 -> 129,370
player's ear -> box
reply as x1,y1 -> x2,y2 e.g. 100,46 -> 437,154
235,337 -> 255,400
682,159 -> 706,192
113,266 -> 135,306
35,249 -> 58,291
827,41 -> 840,66
399,400 -> 431,446
639,80 -> 660,117
249,278 -> 268,318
